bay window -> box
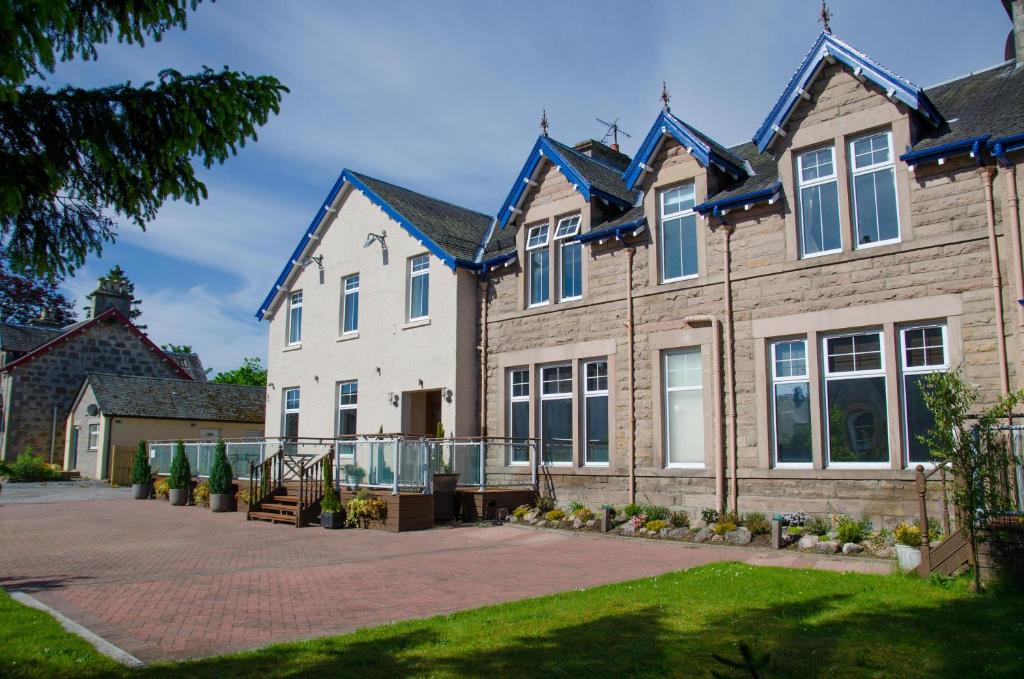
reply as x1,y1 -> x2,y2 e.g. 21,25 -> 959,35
408,255 -> 430,321
287,291 -> 303,345
584,360 -> 609,465
342,274 -> 359,334
901,325 -> 947,464
555,215 -> 582,301
850,131 -> 900,247
660,183 -> 698,282
797,146 -> 842,257
540,364 -> 572,464
664,348 -> 704,467
509,369 -> 530,465
771,339 -> 812,466
526,223 -> 550,307
823,332 -> 889,466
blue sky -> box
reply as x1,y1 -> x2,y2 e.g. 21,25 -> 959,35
49,0 -> 1010,373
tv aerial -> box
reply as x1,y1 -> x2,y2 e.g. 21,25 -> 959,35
596,117 -> 631,148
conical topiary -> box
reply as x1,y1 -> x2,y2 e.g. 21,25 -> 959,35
130,440 -> 151,485
168,440 -> 191,490
321,456 -> 342,513
208,439 -> 233,495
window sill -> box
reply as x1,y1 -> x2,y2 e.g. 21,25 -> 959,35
337,332 -> 359,343
855,237 -> 901,251
402,318 -> 431,330
800,248 -> 844,260
583,462 -> 610,468
661,273 -> 699,285
826,462 -> 892,470
774,463 -> 813,470
282,344 -> 302,353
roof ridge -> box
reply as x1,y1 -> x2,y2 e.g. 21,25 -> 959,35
547,137 -> 631,174
88,372 -> 263,388
350,170 -> 493,220
925,59 -> 1013,90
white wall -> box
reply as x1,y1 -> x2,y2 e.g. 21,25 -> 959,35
263,184 -> 479,439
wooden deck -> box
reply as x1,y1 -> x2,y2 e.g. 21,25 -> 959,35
456,488 -> 537,522
338,490 -> 433,532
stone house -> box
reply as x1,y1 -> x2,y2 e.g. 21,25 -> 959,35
477,16 -> 1024,524
258,170 -> 491,442
0,277 -> 202,466
65,373 -> 264,480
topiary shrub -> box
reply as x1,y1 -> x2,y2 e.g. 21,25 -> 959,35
743,512 -> 771,536
192,482 -> 210,507
670,510 -> 690,528
321,457 -> 342,514
644,519 -> 669,533
168,440 -> 191,490
130,440 -> 151,486
543,508 -> 565,521
207,440 -> 233,495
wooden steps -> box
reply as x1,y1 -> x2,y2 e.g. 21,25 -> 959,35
247,490 -> 300,526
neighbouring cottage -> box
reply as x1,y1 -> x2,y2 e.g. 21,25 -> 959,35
65,373 -> 265,480
0,276 -> 201,466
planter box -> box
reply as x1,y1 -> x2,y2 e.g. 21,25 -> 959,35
132,484 -> 149,500
210,493 -> 233,513
896,544 -> 922,571
321,511 -> 345,529
168,488 -> 188,506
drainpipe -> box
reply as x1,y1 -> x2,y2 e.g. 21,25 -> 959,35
684,315 -> 724,514
722,224 -> 738,514
980,166 -> 1011,397
626,248 -> 637,504
479,279 -> 489,437
994,145 -> 1024,361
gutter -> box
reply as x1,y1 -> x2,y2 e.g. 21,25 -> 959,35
900,135 -> 990,167
576,216 -> 647,245
695,182 -> 782,216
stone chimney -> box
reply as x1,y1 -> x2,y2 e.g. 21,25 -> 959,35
87,275 -> 133,319
572,139 -> 632,171
31,308 -> 65,329
1004,0 -> 1024,65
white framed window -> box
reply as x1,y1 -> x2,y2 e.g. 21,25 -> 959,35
664,348 -> 704,468
584,360 -> 609,466
540,364 -> 572,465
283,388 -> 300,439
408,255 -> 430,321
770,339 -> 812,467
901,324 -> 948,465
797,146 -> 842,257
287,290 -> 303,345
823,331 -> 890,467
337,381 -> 358,456
87,423 -> 99,450
526,223 -> 550,307
850,131 -> 900,248
660,183 -> 698,282
341,274 -> 359,334
509,368 -> 530,465
554,215 -> 582,302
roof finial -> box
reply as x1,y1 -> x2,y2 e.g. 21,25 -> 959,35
660,81 -> 671,112
819,1 -> 833,33
540,109 -> 549,137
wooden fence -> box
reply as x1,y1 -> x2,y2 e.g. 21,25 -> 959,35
109,445 -> 136,487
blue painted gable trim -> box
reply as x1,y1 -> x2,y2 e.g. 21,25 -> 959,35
754,32 -> 943,152
576,216 -> 647,244
900,135 -> 989,166
624,112 -> 747,191
496,136 -> 611,229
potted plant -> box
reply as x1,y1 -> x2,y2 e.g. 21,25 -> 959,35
345,489 -> 388,529
167,440 -> 191,506
893,522 -> 922,571
321,458 -> 344,528
207,439 -> 234,512
431,421 -> 460,493
129,440 -> 151,500
343,463 -> 366,489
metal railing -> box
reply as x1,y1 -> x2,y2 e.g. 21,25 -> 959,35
148,439 -> 266,479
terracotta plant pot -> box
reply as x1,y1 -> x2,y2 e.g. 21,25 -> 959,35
132,484 -> 149,500
210,493 -> 233,513
168,488 -> 188,506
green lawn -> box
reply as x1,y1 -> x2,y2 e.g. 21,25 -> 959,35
3,563 -> 1023,678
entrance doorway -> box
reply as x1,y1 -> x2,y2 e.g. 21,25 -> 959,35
403,390 -> 443,436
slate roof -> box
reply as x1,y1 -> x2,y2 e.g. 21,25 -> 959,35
546,138 -> 637,205
912,61 -> 1024,152
701,141 -> 782,205
349,171 -> 494,262
167,353 -> 208,382
86,373 -> 265,422
0,322 -> 65,354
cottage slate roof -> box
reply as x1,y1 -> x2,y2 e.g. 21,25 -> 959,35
86,373 -> 265,422
167,353 -> 207,382
912,61 -> 1024,152
700,142 -> 782,205
348,171 -> 494,262
546,138 -> 638,205
0,322 -> 65,354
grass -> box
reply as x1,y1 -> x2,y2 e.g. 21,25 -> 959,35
3,563 -> 1023,678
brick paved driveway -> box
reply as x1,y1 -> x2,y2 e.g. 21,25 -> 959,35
0,496 -> 890,662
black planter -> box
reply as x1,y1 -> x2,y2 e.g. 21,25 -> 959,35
321,511 -> 345,529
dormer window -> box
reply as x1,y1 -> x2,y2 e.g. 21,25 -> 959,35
659,183 -> 698,282
554,215 -> 582,302
526,223 -> 550,307
797,147 -> 842,257
850,131 -> 900,248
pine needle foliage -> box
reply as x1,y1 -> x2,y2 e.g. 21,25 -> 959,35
167,439 -> 190,490
207,439 -> 232,495
129,439 -> 150,485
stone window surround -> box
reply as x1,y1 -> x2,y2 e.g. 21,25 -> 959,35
751,294 -> 963,474
496,338 -> 617,472
777,104 -> 915,262
640,154 -> 710,289
514,192 -> 593,312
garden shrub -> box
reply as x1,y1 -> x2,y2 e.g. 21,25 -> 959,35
237,487 -> 251,505
622,502 -> 642,518
894,522 -> 922,547
713,521 -> 737,536
567,499 -> 585,514
786,525 -> 803,536
535,496 -> 556,513
129,441 -> 151,485
637,503 -> 669,521
512,504 -> 531,519
669,510 -> 690,528
207,440 -> 233,495
643,519 -> 669,533
914,517 -> 942,542
168,441 -> 191,490
806,515 -> 831,536
573,507 -> 595,521
321,457 -> 342,514
836,515 -> 871,544
543,508 -> 565,521
345,491 -> 388,526
9,451 -> 60,481
192,482 -> 210,507
701,507 -> 719,526
743,512 -> 771,536
154,478 -> 169,497
719,511 -> 740,526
